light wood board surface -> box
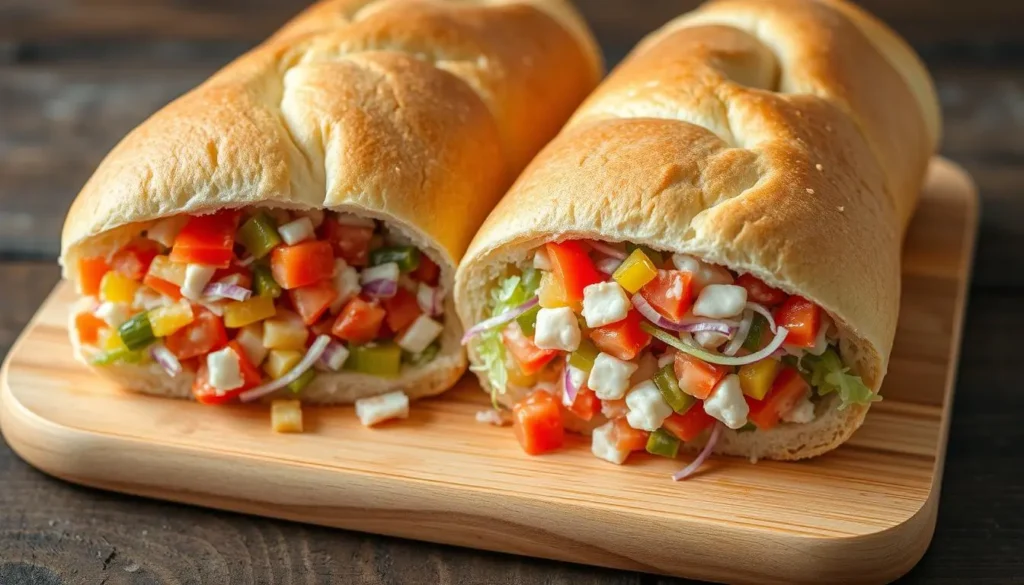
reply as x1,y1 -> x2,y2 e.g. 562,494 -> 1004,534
0,158 -> 977,584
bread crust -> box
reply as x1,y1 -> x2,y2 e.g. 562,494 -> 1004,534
455,0 -> 939,460
60,0 -> 602,404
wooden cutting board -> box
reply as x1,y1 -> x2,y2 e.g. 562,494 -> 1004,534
0,158 -> 977,585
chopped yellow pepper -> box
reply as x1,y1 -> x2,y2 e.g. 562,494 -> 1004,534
147,255 -> 187,286
264,349 -> 303,379
612,248 -> 658,294
100,271 -> 140,304
262,312 -> 308,350
537,272 -> 581,311
103,329 -> 128,352
224,295 -> 277,328
739,358 -> 781,400
148,300 -> 195,337
271,399 -> 303,433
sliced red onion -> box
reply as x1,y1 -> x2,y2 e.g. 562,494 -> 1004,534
362,279 -> 398,299
630,294 -> 736,336
673,423 -> 722,481
149,343 -> 182,377
745,302 -> 778,333
461,297 -> 539,345
722,309 -> 754,357
562,359 -> 580,406
589,240 -> 627,260
595,256 -> 622,275
239,335 -> 331,402
317,340 -> 349,371
203,282 -> 252,302
642,322 -> 790,367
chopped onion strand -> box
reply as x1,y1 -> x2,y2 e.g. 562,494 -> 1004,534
562,358 -> 579,406
673,423 -> 722,481
631,294 -> 736,335
722,309 -> 754,356
149,343 -> 182,377
589,241 -> 627,260
461,297 -> 539,345
362,279 -> 398,299
642,322 -> 789,367
203,282 -> 252,302
239,335 -> 331,402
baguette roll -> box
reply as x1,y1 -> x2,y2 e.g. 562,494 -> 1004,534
456,0 -> 940,461
61,0 -> 601,405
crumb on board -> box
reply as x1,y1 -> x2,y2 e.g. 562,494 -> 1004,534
476,409 -> 511,426
355,391 -> 409,427
815,163 -> 824,171
124,562 -> 140,573
837,206 -> 845,212
806,188 -> 815,194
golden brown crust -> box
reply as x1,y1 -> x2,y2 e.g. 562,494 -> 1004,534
455,0 -> 939,460
60,0 -> 601,404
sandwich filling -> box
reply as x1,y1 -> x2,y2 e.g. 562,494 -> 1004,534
72,208 -> 447,404
464,240 -> 878,475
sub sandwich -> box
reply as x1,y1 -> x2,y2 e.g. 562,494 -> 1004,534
61,0 -> 601,408
456,0 -> 940,474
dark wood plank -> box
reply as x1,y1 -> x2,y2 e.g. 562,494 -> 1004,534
3,0 -> 1024,47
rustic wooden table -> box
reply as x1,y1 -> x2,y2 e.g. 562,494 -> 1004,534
1,1 -> 1022,583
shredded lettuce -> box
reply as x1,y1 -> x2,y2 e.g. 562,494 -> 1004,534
792,348 -> 879,410
470,267 -> 541,405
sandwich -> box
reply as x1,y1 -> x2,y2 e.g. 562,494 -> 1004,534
61,0 -> 601,408
455,0 -> 940,475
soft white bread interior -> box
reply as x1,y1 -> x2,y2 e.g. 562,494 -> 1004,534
455,0 -> 940,459
60,0 -> 602,403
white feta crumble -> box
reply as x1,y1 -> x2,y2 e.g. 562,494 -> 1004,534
703,374 -> 749,429
277,217 -> 316,245
692,284 -> 747,319
396,315 -> 444,353
181,264 -> 216,301
360,262 -> 400,287
355,391 -> 410,426
671,254 -> 734,290
533,307 -> 581,352
329,260 -> 361,313
206,347 -> 244,392
533,247 -> 553,271
782,396 -> 816,424
625,380 -> 673,431
581,281 -> 630,328
588,353 -> 638,400
95,302 -> 130,328
591,420 -> 631,465
694,330 -> 730,349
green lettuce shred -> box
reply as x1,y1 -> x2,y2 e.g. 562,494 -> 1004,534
470,267 -> 541,406
792,348 -> 879,410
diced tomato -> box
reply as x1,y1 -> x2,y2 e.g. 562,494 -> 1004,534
512,390 -> 564,455
321,218 -> 374,267
736,273 -> 788,306
545,241 -> 603,303
502,322 -> 558,375
78,256 -> 110,296
143,274 -> 183,301
639,270 -> 693,321
288,280 -> 338,325
662,403 -> 716,441
610,417 -> 649,451
746,366 -> 810,430
589,310 -> 651,361
382,287 -> 423,333
566,386 -> 601,421
228,341 -> 263,388
111,239 -> 162,280
75,312 -> 106,345
165,308 -> 228,360
774,296 -> 821,348
331,297 -> 386,343
192,362 -> 244,405
411,254 -> 440,286
169,211 -> 239,268
213,265 -> 253,290
270,240 -> 334,290
674,351 -> 729,400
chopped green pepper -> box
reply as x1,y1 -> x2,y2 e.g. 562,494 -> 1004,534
118,312 -> 155,351
568,338 -> 600,373
287,368 -> 316,393
626,242 -> 664,267
253,264 -> 283,299
237,212 -> 282,259
347,342 -> 402,377
646,429 -> 680,458
404,341 -> 440,366
653,364 -> 695,414
370,246 -> 421,272
743,314 -> 767,352
515,305 -> 541,336
90,348 -> 145,366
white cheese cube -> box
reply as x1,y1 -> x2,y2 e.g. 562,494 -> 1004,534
134,287 -> 170,311
694,330 -> 730,349
397,315 -> 444,354
295,208 -> 324,228
145,216 -> 187,248
181,264 -> 216,301
416,283 -> 442,316
703,374 -> 749,429
329,260 -> 361,313
95,302 -> 130,328
235,323 -> 268,366
692,284 -> 747,319
782,396 -> 816,424
533,307 -> 581,352
320,343 -> 350,371
671,254 -> 734,290
588,353 -> 639,400
591,420 -> 631,465
360,262 -> 399,286
625,380 -> 673,431
355,391 -> 410,426
533,247 -> 553,271
581,282 -> 630,328
207,347 -> 244,392
277,217 -> 315,246
564,365 -> 589,405
657,352 -> 675,368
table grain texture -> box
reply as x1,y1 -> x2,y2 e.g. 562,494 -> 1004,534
1,1 -> 1022,583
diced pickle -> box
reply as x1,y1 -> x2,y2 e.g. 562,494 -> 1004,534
286,368 -> 316,393
253,264 -> 283,299
653,364 -> 696,414
370,246 -> 421,272
646,429 -> 680,458
568,338 -> 600,373
347,343 -> 402,377
237,212 -> 282,259
224,295 -> 277,328
118,312 -> 155,350
515,305 -> 541,336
